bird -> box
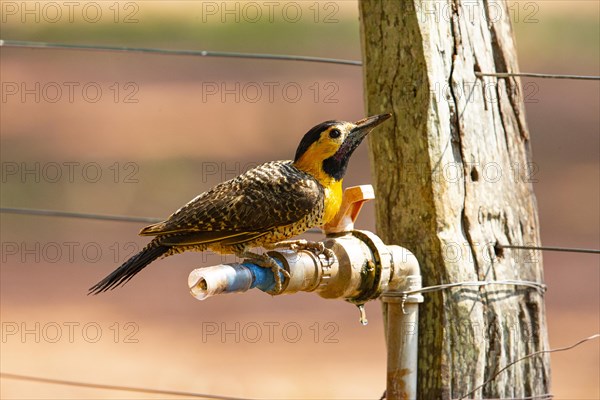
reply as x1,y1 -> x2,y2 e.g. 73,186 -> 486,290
89,113 -> 391,295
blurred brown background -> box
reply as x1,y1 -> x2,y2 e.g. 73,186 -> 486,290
1,1 -> 598,399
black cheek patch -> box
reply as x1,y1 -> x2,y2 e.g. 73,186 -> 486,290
322,156 -> 347,181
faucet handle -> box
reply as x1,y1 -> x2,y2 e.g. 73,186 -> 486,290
322,185 -> 375,234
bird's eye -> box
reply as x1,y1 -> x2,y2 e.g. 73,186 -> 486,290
329,129 -> 341,139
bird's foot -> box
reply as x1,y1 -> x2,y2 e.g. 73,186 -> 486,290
239,251 -> 290,293
273,239 -> 334,260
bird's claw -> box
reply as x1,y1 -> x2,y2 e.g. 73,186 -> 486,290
239,251 -> 289,294
322,247 -> 335,261
257,256 -> 288,293
271,264 -> 290,293
274,239 -> 332,260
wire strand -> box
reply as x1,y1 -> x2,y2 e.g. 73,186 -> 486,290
0,207 -> 162,224
395,279 -> 548,297
457,334 -> 600,400
0,40 -> 362,66
0,372 -> 254,400
2,41 -> 599,81
498,244 -> 600,255
2,207 -> 599,252
475,71 -> 600,81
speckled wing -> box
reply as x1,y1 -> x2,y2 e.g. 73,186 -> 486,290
139,161 -> 323,246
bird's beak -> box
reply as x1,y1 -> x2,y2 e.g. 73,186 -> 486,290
335,113 -> 392,160
352,113 -> 392,134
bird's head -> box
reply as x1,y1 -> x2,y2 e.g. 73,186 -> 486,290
293,113 -> 391,182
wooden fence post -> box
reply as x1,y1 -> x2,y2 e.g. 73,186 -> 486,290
359,1 -> 550,398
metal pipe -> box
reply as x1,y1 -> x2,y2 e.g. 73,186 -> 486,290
381,248 -> 422,400
188,259 -> 292,299
188,231 -> 419,326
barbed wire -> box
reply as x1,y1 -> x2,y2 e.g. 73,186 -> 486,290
2,40 -> 599,81
498,244 -> 600,255
2,207 -> 599,255
389,279 -> 547,315
0,207 -> 161,224
475,71 -> 600,81
0,40 -> 362,66
0,372 -> 253,400
399,279 -> 548,297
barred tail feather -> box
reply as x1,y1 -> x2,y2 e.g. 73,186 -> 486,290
88,242 -> 169,294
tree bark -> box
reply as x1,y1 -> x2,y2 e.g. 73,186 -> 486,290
359,1 -> 550,398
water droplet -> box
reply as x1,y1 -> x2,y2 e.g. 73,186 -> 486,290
357,304 -> 368,326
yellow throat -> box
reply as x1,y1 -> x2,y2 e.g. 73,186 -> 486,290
294,150 -> 343,225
